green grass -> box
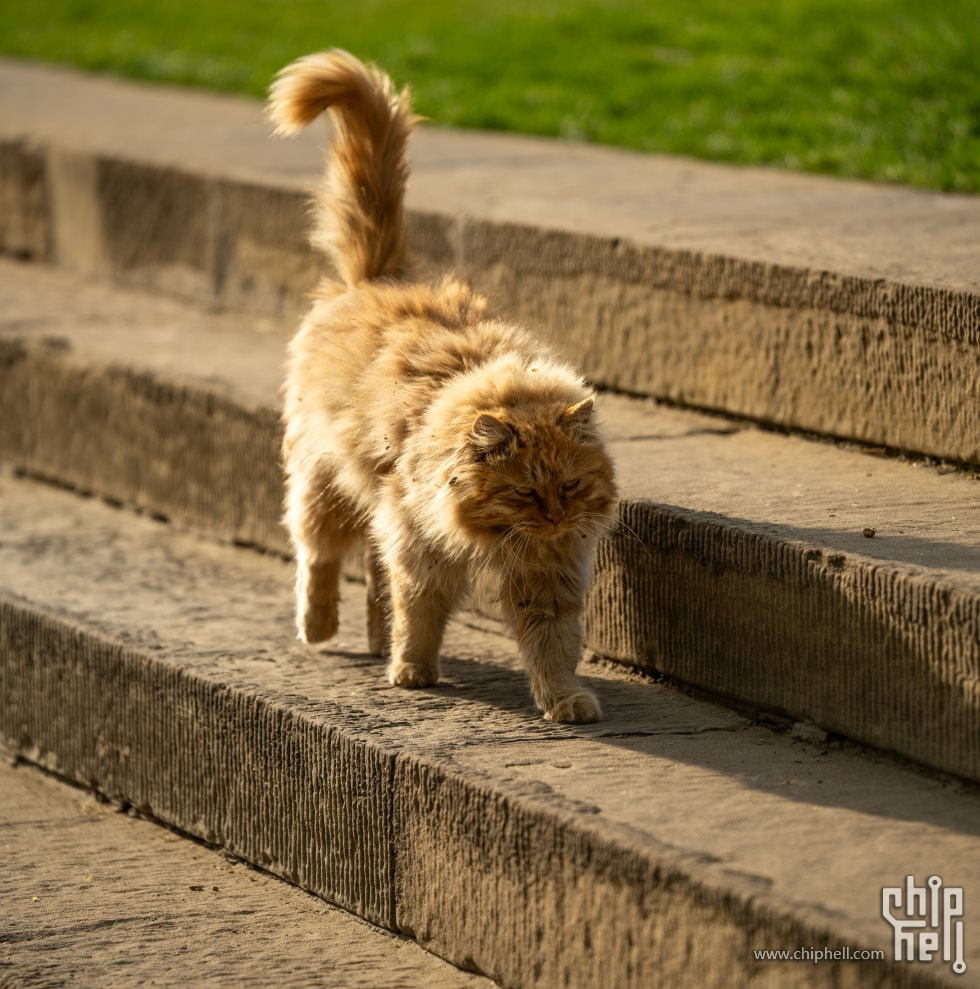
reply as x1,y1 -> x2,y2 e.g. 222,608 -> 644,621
3,0 -> 978,191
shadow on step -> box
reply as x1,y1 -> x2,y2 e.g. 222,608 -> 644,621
386,644 -> 980,843
588,505 -> 980,788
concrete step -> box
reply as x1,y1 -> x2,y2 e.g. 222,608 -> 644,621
1,59 -> 977,464
1,258 -> 977,783
1,473 -> 978,988
0,759 -> 491,988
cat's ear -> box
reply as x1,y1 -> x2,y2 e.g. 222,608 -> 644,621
470,413 -> 513,450
560,397 -> 594,427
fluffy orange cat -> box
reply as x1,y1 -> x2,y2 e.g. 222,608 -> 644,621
268,51 -> 617,723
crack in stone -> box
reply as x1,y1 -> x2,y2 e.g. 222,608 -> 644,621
614,427 -> 742,442
594,725 -> 750,739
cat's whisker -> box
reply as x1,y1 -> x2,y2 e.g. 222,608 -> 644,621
597,513 -> 658,566
510,531 -> 531,595
471,526 -> 518,584
501,531 -> 527,590
517,532 -> 533,598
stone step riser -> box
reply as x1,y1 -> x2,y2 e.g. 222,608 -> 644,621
2,136 -> 977,465
594,505 -> 980,780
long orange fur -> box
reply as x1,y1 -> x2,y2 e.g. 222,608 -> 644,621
268,50 -> 617,722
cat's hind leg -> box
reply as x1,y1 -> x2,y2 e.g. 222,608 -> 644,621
285,460 -> 361,644
365,546 -> 390,657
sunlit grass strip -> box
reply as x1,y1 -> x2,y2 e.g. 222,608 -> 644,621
1,0 -> 977,192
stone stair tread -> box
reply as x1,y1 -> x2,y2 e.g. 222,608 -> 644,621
2,58 -> 977,294
2,257 -> 976,589
0,759 -> 491,988
1,473 -> 977,987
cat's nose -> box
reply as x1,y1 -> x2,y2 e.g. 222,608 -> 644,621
544,510 -> 565,526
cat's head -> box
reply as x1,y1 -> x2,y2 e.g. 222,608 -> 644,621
450,396 -> 617,546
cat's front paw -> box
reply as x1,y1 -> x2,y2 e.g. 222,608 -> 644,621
543,689 -> 602,724
388,661 -> 439,688
297,606 -> 338,644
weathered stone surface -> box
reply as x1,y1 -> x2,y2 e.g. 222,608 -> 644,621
1,258 -> 977,781
47,147 -> 104,276
96,157 -> 217,300
0,138 -> 48,260
590,502 -> 980,777
0,759 -> 491,988
0,261 -> 288,550
0,59 -> 976,462
213,177 -> 323,315
1,475 -> 978,988
1,60 -> 975,295
464,223 -> 980,463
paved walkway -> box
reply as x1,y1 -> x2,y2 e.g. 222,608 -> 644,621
0,758 -> 489,987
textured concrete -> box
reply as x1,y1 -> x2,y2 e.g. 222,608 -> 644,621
1,59 -> 977,462
1,258 -> 977,782
1,474 -> 978,988
466,228 -> 980,465
0,139 -> 48,261
592,427 -> 980,782
0,261 -> 287,551
0,760 -> 491,988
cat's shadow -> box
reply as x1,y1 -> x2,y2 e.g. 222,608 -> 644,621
410,647 -> 980,843
318,563 -> 979,840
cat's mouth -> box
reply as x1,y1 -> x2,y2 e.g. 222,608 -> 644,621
525,520 -> 577,540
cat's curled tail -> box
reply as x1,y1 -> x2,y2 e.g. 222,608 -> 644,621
267,50 -> 414,286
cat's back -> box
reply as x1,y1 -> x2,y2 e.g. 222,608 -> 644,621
289,277 -> 527,398
284,276 -> 531,468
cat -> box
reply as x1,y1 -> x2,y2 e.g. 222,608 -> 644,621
268,50 -> 617,723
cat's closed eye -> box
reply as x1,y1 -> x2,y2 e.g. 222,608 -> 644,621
562,479 -> 580,492
515,486 -> 536,497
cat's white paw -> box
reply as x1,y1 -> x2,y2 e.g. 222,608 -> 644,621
297,607 -> 338,644
544,689 -> 602,724
388,661 -> 439,688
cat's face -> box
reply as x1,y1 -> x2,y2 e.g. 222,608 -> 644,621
452,398 -> 617,545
